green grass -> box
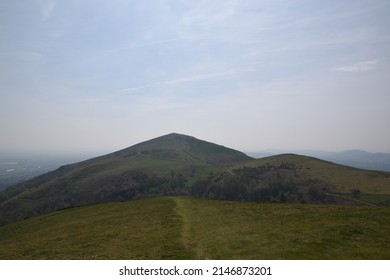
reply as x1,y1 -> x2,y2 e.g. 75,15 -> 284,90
175,197 -> 390,259
1,197 -> 389,259
0,197 -> 194,260
341,193 -> 390,205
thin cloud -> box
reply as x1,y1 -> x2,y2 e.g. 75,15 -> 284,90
244,29 -> 380,61
179,1 -> 237,27
332,60 -> 379,72
164,68 -> 256,85
106,34 -> 209,53
121,83 -> 162,93
120,68 -> 256,93
35,0 -> 56,21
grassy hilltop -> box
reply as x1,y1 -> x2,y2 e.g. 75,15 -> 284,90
1,197 -> 389,260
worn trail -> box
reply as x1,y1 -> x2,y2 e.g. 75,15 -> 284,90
172,197 -> 208,259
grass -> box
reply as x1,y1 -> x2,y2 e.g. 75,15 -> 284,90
0,197 -> 194,260
1,197 -> 390,260
339,193 -> 390,205
174,197 -> 390,259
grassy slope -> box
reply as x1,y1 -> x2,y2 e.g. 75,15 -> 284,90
1,197 -> 389,260
0,197 -> 194,259
176,197 -> 390,259
234,154 -> 390,194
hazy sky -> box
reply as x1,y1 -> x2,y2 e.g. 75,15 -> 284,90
1,0 -> 390,154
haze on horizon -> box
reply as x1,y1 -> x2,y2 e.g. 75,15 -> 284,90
1,0 -> 390,155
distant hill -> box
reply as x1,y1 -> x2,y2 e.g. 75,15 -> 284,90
1,197 -> 390,259
319,150 -> 390,172
0,133 -> 390,226
243,153 -> 390,194
249,150 -> 390,172
189,153 -> 390,206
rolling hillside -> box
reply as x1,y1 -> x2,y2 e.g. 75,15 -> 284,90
1,197 -> 389,260
229,154 -> 390,204
0,133 -> 390,227
249,150 -> 390,172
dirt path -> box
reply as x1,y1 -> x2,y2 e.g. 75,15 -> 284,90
324,192 -> 378,207
297,186 -> 378,207
172,197 -> 207,259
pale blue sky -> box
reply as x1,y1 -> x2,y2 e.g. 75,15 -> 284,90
1,0 -> 389,154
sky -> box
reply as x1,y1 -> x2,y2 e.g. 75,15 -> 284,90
1,0 -> 390,155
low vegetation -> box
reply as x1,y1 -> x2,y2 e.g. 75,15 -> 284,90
1,197 -> 389,259
0,197 -> 194,259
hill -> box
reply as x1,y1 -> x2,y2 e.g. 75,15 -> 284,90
110,133 -> 251,165
1,133 -> 390,226
189,153 -> 390,205
249,149 -> 390,172
318,150 -> 390,172
0,133 -> 252,226
1,197 -> 390,259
